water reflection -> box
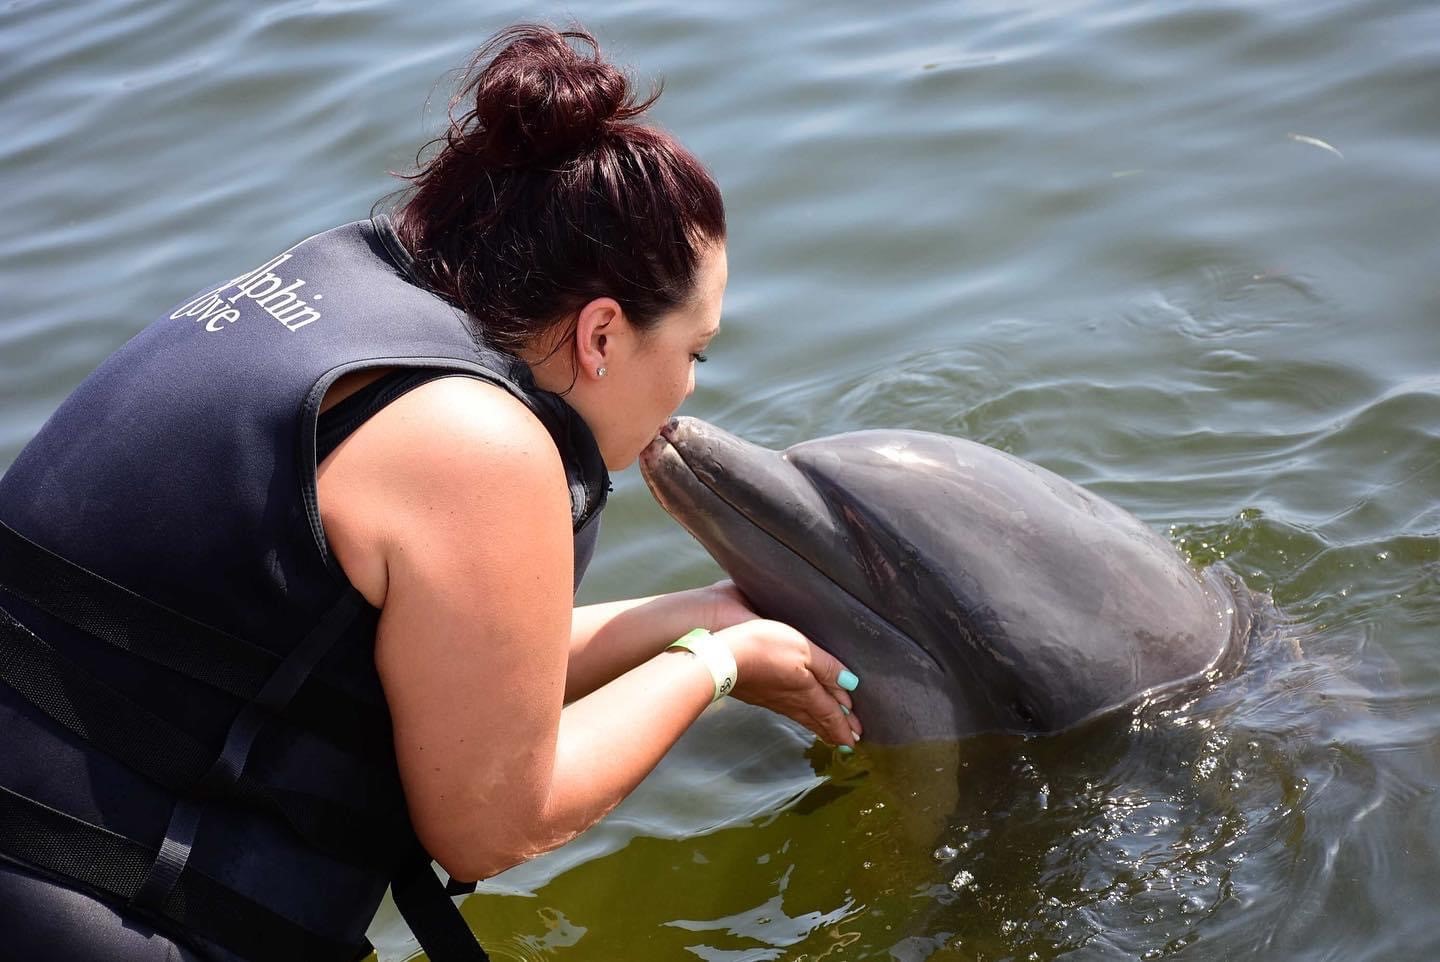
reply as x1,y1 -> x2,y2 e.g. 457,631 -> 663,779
670,598 -> 1420,961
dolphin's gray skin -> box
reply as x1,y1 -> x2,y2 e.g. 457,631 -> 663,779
640,417 -> 1254,744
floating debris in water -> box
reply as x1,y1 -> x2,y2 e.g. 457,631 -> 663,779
1287,132 -> 1345,159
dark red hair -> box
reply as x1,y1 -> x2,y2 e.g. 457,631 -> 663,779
391,24 -> 727,354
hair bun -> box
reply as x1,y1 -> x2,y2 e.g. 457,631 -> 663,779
454,25 -> 656,169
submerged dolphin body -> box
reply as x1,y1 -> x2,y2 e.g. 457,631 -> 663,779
640,417 -> 1254,744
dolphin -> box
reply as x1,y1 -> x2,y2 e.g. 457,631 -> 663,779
640,416 -> 1254,745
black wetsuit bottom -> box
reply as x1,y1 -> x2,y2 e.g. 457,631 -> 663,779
0,858 -> 210,961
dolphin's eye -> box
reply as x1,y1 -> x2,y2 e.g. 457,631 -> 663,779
1012,700 -> 1037,725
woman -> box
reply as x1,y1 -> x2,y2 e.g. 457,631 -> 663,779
0,23 -> 860,962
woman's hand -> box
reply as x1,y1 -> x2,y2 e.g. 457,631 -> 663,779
713,619 -> 862,749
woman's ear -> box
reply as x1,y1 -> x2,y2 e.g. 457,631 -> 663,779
573,297 -> 626,381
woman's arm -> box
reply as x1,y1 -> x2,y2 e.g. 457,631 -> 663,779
317,377 -> 857,883
566,582 -> 752,701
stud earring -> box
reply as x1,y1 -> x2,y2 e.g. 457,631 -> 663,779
597,366 -> 607,378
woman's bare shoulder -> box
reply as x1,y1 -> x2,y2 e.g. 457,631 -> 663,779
316,374 -> 570,607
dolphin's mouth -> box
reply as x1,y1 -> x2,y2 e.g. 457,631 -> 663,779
642,420 -> 947,676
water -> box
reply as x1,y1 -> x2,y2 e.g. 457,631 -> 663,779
3,0 -> 1437,959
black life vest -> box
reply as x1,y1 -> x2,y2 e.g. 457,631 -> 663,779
0,217 -> 609,961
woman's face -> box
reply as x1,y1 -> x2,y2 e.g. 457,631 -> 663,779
592,243 -> 727,471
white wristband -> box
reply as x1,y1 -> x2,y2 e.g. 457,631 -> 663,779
667,628 -> 737,703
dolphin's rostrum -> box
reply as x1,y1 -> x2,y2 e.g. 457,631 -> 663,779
640,417 -> 1253,744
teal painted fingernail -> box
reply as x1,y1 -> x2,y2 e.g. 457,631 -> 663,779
838,670 -> 859,692
839,704 -> 851,716
837,745 -> 854,756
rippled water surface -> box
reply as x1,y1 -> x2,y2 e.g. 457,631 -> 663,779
3,0 -> 1438,959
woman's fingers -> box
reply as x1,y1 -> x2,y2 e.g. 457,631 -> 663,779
804,640 -> 863,741
805,638 -> 846,691
806,689 -> 859,748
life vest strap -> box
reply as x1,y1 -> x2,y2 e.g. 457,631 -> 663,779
0,523 -> 493,961
0,784 -> 365,962
131,589 -> 367,912
0,518 -> 391,756
0,518 -> 276,693
393,856 -> 492,962
0,602 -> 401,863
